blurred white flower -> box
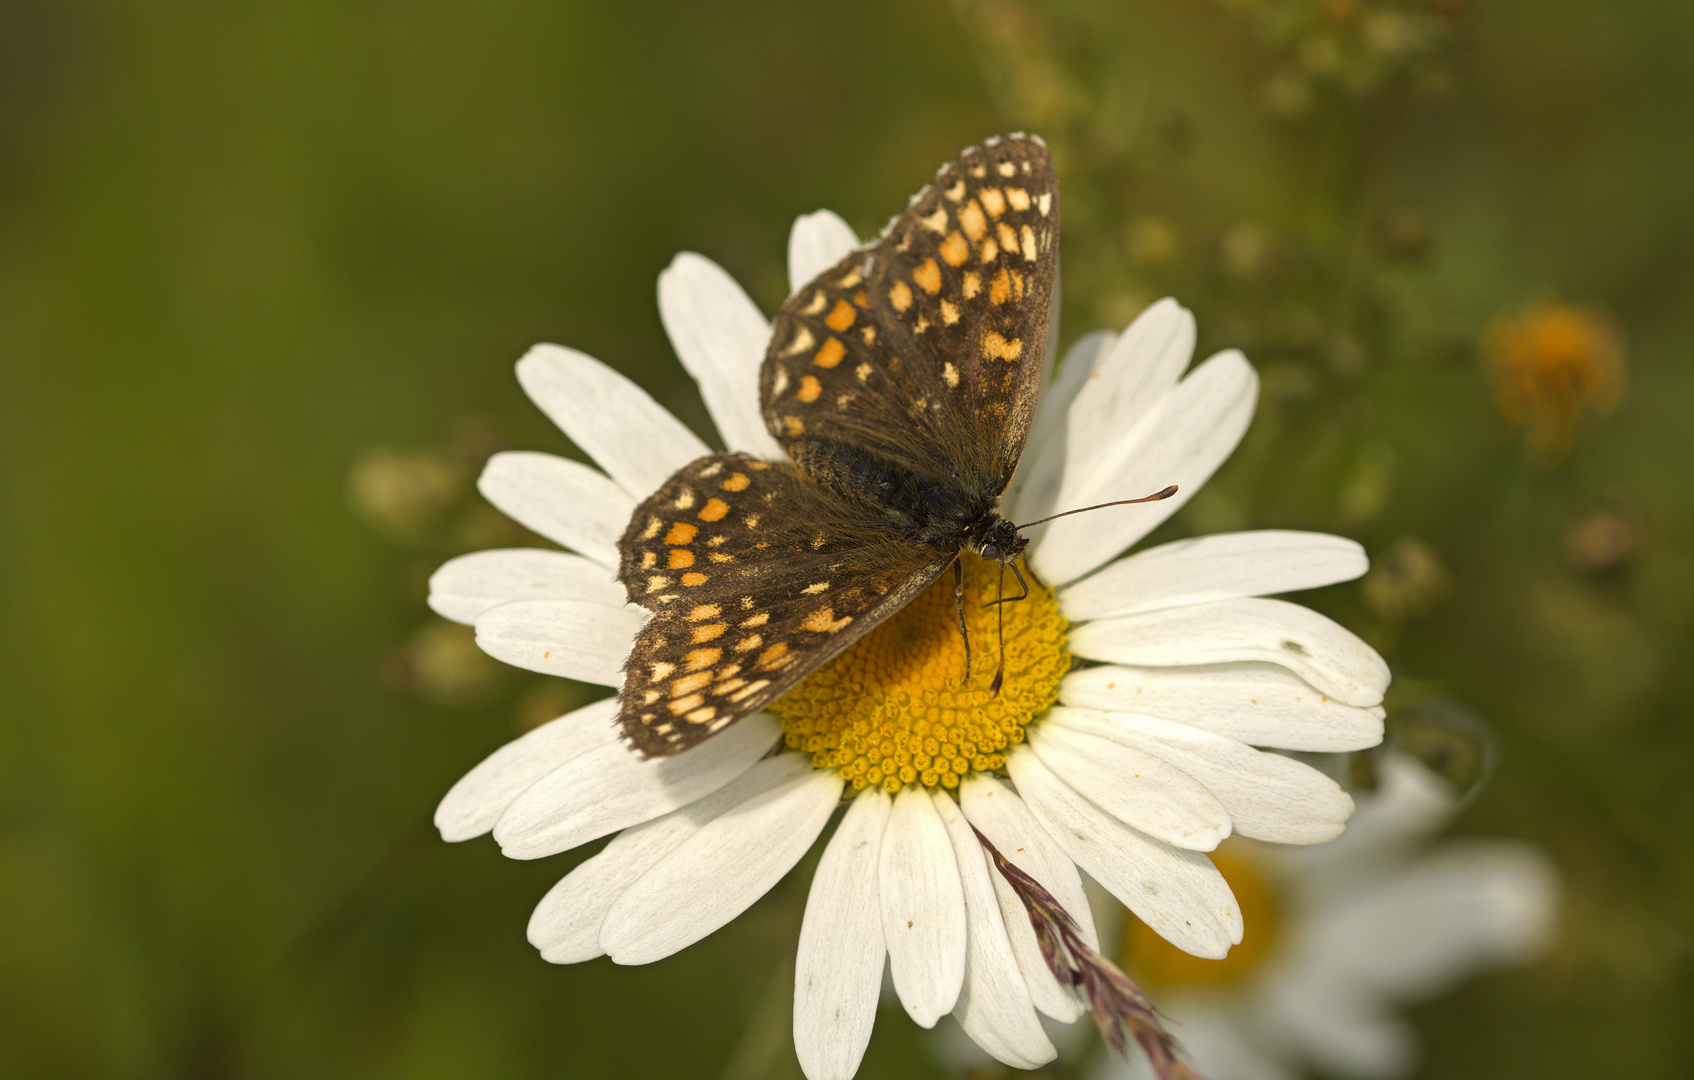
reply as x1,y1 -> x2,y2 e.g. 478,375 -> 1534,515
1091,753 -> 1558,1080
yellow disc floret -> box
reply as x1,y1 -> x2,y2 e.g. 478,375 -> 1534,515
772,551 -> 1070,793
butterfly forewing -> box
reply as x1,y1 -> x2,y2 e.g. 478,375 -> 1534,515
761,134 -> 1058,492
615,453 -> 948,756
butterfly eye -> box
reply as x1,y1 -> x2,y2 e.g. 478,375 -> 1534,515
980,542 -> 1002,561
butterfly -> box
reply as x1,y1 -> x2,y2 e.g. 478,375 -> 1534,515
615,135 -> 1088,757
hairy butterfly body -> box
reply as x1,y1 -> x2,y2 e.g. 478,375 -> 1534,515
616,135 -> 1059,756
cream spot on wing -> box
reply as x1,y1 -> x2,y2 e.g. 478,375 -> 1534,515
945,179 -> 966,201
943,361 -> 959,387
782,326 -> 814,357
825,299 -> 856,332
734,634 -> 763,652
691,622 -> 728,643
860,325 -> 875,345
1038,191 -> 1052,216
1005,187 -> 1030,212
835,393 -> 852,409
640,550 -> 656,569
959,199 -> 987,240
962,271 -> 981,299
649,661 -> 675,681
813,338 -> 846,368
940,298 -> 960,325
684,706 -> 716,725
982,331 -> 1024,361
914,315 -> 930,334
743,514 -> 760,528
801,581 -> 830,594
740,611 -> 769,627
979,236 -> 999,263
969,164 -> 987,179
802,291 -> 828,315
990,267 -> 1011,305
919,206 -> 948,233
1021,224 -> 1038,262
855,362 -> 873,383
889,280 -> 913,312
997,161 -> 1017,177
770,364 -> 790,396
783,416 -> 804,436
639,516 -> 661,540
668,692 -> 706,715
997,221 -> 1017,252
672,670 -> 713,696
756,643 -> 790,669
686,604 -> 721,621
706,535 -> 726,547
979,187 -> 1005,218
708,552 -> 734,563
729,679 -> 771,702
645,575 -> 671,593
640,689 -> 661,705
797,375 -> 822,403
912,258 -> 942,295
836,267 -> 863,289
696,461 -> 722,478
939,231 -> 969,267
800,607 -> 853,633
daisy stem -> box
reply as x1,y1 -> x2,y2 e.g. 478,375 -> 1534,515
971,825 -> 1206,1080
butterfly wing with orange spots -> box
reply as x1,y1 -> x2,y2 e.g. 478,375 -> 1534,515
761,134 -> 1059,495
615,453 -> 948,756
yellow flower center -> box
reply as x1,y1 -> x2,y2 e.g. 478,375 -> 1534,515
771,552 -> 1069,793
1121,841 -> 1280,989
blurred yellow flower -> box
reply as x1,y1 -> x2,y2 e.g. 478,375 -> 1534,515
1485,302 -> 1626,464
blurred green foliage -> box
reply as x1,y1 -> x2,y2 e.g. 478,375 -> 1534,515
2,1 -> 1691,1078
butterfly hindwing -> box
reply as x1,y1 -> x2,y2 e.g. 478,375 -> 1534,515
761,134 -> 1059,493
615,453 -> 949,756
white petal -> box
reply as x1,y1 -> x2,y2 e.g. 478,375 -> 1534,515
1008,329 -> 1116,525
1048,707 -> 1355,844
788,210 -> 860,295
428,548 -> 626,625
1067,597 -> 1390,708
1007,746 -> 1242,958
957,773 -> 1091,1023
1059,663 -> 1385,752
658,253 -> 785,460
932,790 -> 1056,1070
473,598 -> 642,686
1019,300 -> 1194,536
1031,349 -> 1257,586
433,697 -> 620,842
879,786 -> 967,1028
600,761 -> 843,964
1058,530 -> 1368,621
477,451 -> 632,568
528,753 -> 814,963
493,713 -> 781,859
515,344 -> 710,499
1155,1004 -> 1298,1080
1296,840 -> 1558,998
1027,724 -> 1230,851
794,786 -> 889,1080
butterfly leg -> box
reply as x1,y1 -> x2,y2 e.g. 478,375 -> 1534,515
953,556 -> 972,683
987,561 -> 1031,606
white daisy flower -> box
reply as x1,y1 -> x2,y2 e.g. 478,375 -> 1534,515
429,209 -> 1390,1079
1090,753 -> 1559,1080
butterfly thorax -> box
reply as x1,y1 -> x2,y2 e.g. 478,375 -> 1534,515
788,435 -> 1025,563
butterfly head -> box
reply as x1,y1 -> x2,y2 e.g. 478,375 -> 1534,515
973,516 -> 1028,565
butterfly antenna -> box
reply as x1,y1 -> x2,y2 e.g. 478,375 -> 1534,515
990,561 -> 1007,697
953,557 -> 972,684
1015,485 -> 1178,530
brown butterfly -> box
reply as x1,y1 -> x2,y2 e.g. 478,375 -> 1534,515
613,135 -> 1158,757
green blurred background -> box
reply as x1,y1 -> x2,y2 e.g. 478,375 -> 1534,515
2,1 -> 1691,1077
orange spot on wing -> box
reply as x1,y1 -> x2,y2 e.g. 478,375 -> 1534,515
680,571 -> 709,586
698,498 -> 730,522
797,375 -> 822,402
663,522 -> 698,545
684,647 -> 722,671
958,200 -> 987,240
990,267 -> 1011,305
979,187 -> 1006,217
813,338 -> 847,369
939,232 -> 969,267
721,473 -> 749,491
825,299 -> 856,332
889,281 -> 913,312
981,331 -> 1023,361
667,549 -> 696,569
